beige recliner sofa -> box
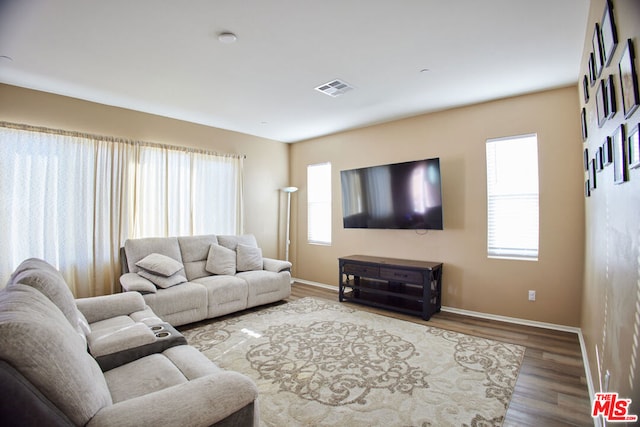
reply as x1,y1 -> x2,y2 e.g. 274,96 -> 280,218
120,234 -> 292,326
0,258 -> 258,426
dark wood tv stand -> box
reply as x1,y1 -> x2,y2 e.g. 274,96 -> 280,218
338,255 -> 443,320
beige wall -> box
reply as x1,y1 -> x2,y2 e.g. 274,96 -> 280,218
290,86 -> 585,326
0,83 -> 291,259
579,0 -> 640,415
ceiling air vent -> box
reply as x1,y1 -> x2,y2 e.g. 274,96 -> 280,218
314,79 -> 354,97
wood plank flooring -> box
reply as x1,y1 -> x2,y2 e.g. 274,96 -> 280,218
289,282 -> 594,426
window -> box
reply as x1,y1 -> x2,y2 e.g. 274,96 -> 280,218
307,162 -> 332,245
0,123 -> 243,296
486,134 -> 539,260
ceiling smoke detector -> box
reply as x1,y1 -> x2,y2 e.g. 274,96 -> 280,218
314,79 -> 354,97
218,32 -> 237,43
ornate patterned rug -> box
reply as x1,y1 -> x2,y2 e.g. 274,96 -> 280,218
181,298 -> 525,426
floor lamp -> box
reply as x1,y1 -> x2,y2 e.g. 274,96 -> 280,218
282,186 -> 298,262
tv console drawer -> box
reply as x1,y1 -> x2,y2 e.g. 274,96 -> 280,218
343,263 -> 379,277
380,267 -> 423,284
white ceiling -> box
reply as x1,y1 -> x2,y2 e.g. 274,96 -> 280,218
0,0 -> 589,143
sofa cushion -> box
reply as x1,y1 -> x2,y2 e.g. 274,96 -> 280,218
0,285 -> 112,426
103,346 -> 222,403
236,244 -> 263,272
141,282 -> 208,326
237,270 -> 292,308
138,270 -> 187,289
217,234 -> 258,251
136,253 -> 184,277
205,244 -> 236,276
162,345 -> 222,379
7,258 -> 80,328
7,258 -> 88,346
177,235 -> 219,281
192,275 -> 249,318
104,353 -> 189,403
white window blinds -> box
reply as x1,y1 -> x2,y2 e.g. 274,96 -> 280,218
486,134 -> 539,260
307,162 -> 332,245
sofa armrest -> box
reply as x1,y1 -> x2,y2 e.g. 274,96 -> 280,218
76,292 -> 147,324
263,258 -> 292,273
88,322 -> 156,358
86,372 -> 258,427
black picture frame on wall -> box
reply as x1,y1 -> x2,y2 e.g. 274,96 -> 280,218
603,136 -> 613,166
584,148 -> 589,171
589,53 -> 597,87
596,80 -> 607,127
589,158 -> 597,190
601,0 -> 618,67
605,74 -> 617,119
612,124 -> 627,184
628,124 -> 640,169
619,39 -> 640,118
592,23 -> 604,79
583,75 -> 590,103
581,107 -> 588,141
585,180 -> 591,197
596,146 -> 604,172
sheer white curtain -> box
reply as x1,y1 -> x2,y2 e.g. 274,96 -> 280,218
0,123 -> 243,296
0,126 -> 136,296
190,152 -> 243,235
133,144 -> 243,237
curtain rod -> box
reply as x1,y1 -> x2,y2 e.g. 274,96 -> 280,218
0,121 -> 247,159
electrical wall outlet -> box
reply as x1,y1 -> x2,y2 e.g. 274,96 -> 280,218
528,290 -> 536,301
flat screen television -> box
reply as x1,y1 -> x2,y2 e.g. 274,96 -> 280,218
340,158 -> 443,230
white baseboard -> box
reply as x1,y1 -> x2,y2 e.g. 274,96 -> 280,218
293,276 -> 597,423
293,278 -> 338,291
579,333 -> 600,427
439,305 -> 581,334
294,277 -> 579,332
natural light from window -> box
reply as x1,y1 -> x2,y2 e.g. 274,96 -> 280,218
486,134 -> 539,261
307,162 -> 332,245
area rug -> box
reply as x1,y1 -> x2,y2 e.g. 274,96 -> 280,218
180,298 -> 525,427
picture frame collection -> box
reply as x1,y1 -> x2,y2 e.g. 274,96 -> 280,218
582,0 -> 640,197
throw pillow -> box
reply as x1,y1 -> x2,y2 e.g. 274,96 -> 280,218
205,244 -> 236,276
135,253 -> 183,277
236,244 -> 263,272
122,273 -> 158,294
217,234 -> 258,251
137,270 -> 187,289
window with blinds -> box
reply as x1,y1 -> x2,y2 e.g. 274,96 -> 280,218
307,162 -> 332,245
486,134 -> 539,260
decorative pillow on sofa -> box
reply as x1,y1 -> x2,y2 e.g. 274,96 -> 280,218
217,234 -> 258,251
135,253 -> 184,277
205,244 -> 236,276
137,270 -> 187,289
236,244 -> 263,272
121,273 -> 158,294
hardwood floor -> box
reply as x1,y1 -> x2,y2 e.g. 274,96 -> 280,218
289,282 -> 594,426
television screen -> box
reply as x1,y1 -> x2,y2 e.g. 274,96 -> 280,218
340,158 -> 443,230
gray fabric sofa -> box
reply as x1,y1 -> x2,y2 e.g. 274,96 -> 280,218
120,234 -> 292,326
0,258 -> 259,426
